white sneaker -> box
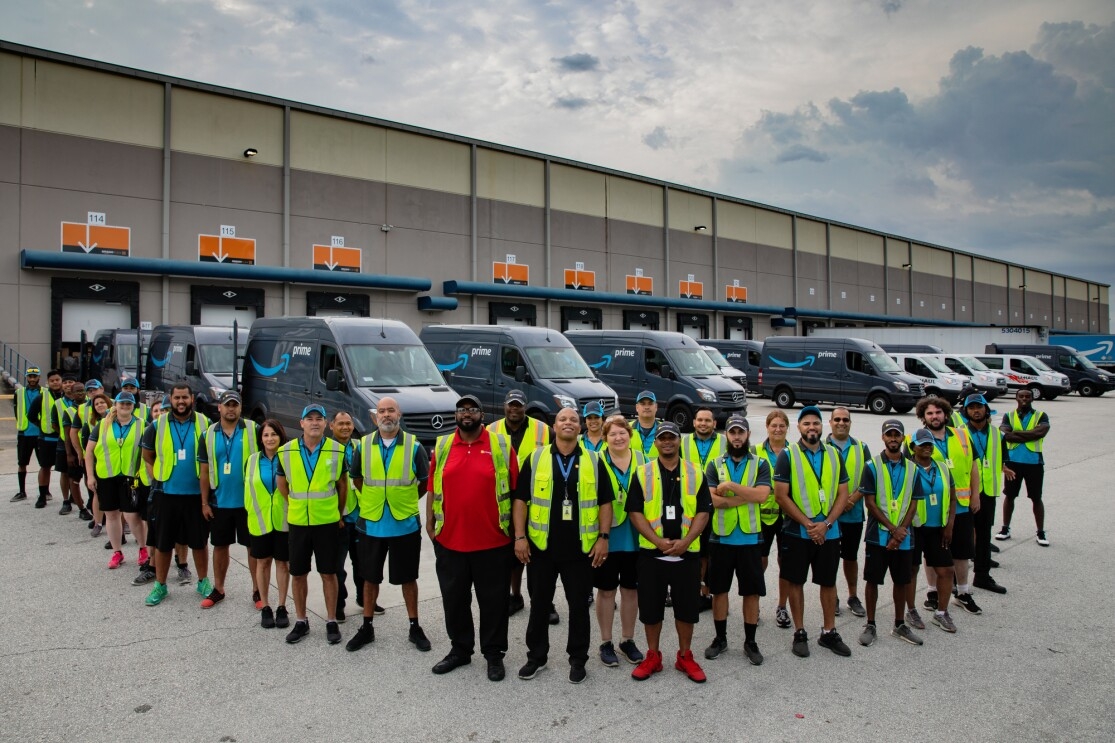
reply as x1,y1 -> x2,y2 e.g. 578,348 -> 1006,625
1036,530 -> 1050,546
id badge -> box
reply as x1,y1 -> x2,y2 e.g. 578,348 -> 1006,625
666,505 -> 676,520
177,448 -> 186,461
562,500 -> 573,521
945,458 -> 954,469
929,493 -> 938,506
223,462 -> 232,475
818,489 -> 827,505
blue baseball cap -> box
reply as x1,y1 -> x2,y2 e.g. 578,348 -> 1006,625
160,395 -> 171,408
964,393 -> 988,408
582,401 -> 604,418
911,428 -> 935,447
798,405 -> 823,422
85,380 -> 103,391
121,377 -> 139,388
301,404 -> 327,419
114,392 -> 136,405
636,390 -> 656,403
25,367 -> 41,377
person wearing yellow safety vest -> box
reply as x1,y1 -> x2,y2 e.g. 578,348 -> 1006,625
120,377 -> 150,423
826,407 -> 872,621
198,391 -> 260,610
761,410 -> 793,631
856,419 -> 924,648
965,394 -> 1012,594
512,407 -> 612,684
276,403 -> 348,646
81,393 -> 112,536
140,383 -> 213,607
998,388 -> 1051,546
84,392 -> 146,570
681,407 -> 725,614
773,406 -> 852,659
908,428 -> 959,634
345,397 -> 432,654
580,401 -> 606,452
628,389 -> 661,460
703,415 -> 772,666
625,421 -> 713,683
133,394 -> 165,588
490,389 -> 552,620
67,381 -> 99,521
54,374 -> 85,517
426,394 -> 519,682
35,370 -> 65,509
329,411 -> 363,624
12,367 -> 51,506
912,396 -> 983,617
243,419 -> 291,629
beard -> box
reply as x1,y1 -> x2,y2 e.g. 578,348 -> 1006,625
727,441 -> 750,458
457,417 -> 482,433
803,431 -> 820,445
378,419 -> 400,435
926,418 -> 945,431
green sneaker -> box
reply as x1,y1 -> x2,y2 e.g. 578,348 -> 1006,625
145,582 -> 168,607
197,577 -> 213,598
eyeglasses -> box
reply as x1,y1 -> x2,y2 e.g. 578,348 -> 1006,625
456,407 -> 481,414
831,417 -> 850,422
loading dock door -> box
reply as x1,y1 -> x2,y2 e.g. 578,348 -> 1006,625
200,305 -> 257,327
62,301 -> 131,343
677,313 -> 709,340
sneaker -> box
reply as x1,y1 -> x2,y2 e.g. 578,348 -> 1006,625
346,623 -> 375,652
846,596 -> 866,618
131,567 -> 156,586
989,559 -> 1001,569
508,593 -> 525,616
548,603 -> 560,626
286,620 -> 310,644
518,660 -> 546,680
10,492 -> 26,502
275,605 -> 290,628
335,606 -> 346,624
587,592 -> 594,607
974,575 -> 1007,594
137,547 -> 149,566
260,607 -> 275,629
144,582 -> 168,607
122,521 -> 130,534
58,501 -> 73,515
108,551 -> 124,569
326,621 -> 342,644
1036,530 -> 1050,546
954,593 -> 982,615
989,542 -> 1001,553
631,650 -> 663,680
674,650 -> 706,683
432,654 -> 471,675
792,629 -> 810,658
253,590 -> 263,611
664,589 -> 673,608
698,594 -> 713,613
200,589 -> 225,609
486,656 -> 505,682
775,605 -> 792,629
176,565 -> 192,585
834,597 -> 842,617
78,508 -> 93,521
904,608 -> 926,630
995,526 -> 1011,541
373,603 -> 385,616
859,623 -> 877,646
409,624 -> 432,652
923,590 -> 938,610
196,577 -> 213,598
818,630 -> 851,657
104,540 -> 113,550
599,641 -> 620,667
892,623 -> 923,645
704,636 -> 728,660
569,663 -> 587,684
617,639 -> 644,665
743,641 -> 764,666
90,523 -> 103,538
34,494 -> 46,508
931,611 -> 957,633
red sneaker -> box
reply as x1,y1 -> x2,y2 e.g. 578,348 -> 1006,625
137,547 -> 149,566
108,551 -> 125,570
200,589 -> 225,609
675,650 -> 707,683
631,650 -> 663,680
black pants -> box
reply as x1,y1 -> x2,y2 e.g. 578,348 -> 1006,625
973,494 -> 997,576
525,546 -> 592,666
435,542 -> 512,660
335,520 -> 362,610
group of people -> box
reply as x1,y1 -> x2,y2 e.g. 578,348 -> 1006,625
11,367 -> 1051,684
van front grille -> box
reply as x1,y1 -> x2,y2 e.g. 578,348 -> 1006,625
402,412 -> 457,445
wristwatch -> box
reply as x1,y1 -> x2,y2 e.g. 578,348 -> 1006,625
599,534 -> 609,541
514,536 -> 527,541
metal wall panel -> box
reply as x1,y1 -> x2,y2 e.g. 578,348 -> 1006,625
476,149 -> 544,208
171,87 -> 283,165
550,164 -> 606,218
289,110 -> 386,181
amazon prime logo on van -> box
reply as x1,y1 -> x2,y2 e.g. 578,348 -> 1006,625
769,355 -> 815,369
817,351 -> 838,359
291,345 -> 313,357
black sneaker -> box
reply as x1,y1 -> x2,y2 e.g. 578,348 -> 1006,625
990,542 -> 1001,553
954,593 -> 982,615
78,508 -> 93,521
373,603 -> 385,616
335,606 -> 346,624
432,654 -> 471,675
131,567 -> 156,586
346,623 -> 375,651
58,501 -> 73,515
989,559 -> 1001,569
569,663 -> 587,684
923,590 -> 938,610
664,589 -> 673,608
792,629 -> 810,658
285,620 -> 309,644
995,526 -> 1011,541
275,605 -> 290,628
698,594 -> 713,613
34,494 -> 47,508
775,606 -> 792,629
744,641 -> 764,666
260,607 -> 275,629
846,596 -> 866,618
409,623 -> 432,652
818,630 -> 852,657
973,575 -> 1007,594
508,593 -> 525,616
1036,530 -> 1050,547
486,656 -> 505,682
704,636 -> 728,660
548,604 -> 559,626
326,621 -> 342,645
10,492 -> 26,502
518,660 -> 546,680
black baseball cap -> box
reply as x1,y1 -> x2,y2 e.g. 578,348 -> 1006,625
456,394 -> 482,409
655,422 -> 681,439
726,415 -> 750,432
882,419 -> 905,435
504,390 -> 526,405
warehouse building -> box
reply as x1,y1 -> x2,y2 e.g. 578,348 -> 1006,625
0,41 -> 1109,371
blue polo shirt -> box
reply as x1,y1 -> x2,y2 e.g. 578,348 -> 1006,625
914,462 -> 946,527
603,452 -> 638,553
22,388 -> 42,437
1002,410 -> 1049,466
774,441 -> 848,541
828,436 -> 870,524
859,458 -> 922,550
349,436 -> 428,538
704,453 -> 772,546
197,423 -> 247,509
141,417 -> 204,496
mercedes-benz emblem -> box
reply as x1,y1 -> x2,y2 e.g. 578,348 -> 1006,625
431,414 -> 445,429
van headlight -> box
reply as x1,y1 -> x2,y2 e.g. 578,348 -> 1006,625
208,386 -> 225,400
894,381 -> 909,392
553,394 -> 576,409
696,388 -> 716,402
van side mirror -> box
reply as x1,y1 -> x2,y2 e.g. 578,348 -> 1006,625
326,369 -> 343,391
185,361 -> 198,376
864,365 -> 876,376
660,363 -> 675,380
515,365 -> 527,383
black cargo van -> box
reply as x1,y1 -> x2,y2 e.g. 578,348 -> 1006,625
984,343 -> 1113,397
145,325 -> 248,417
703,340 -> 762,395
90,328 -> 151,395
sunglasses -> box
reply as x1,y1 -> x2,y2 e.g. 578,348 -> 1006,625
831,417 -> 851,423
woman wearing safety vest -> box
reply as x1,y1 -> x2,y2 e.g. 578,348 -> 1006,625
83,392 -> 146,570
82,393 -> 113,539
245,419 -> 291,629
760,410 -> 792,630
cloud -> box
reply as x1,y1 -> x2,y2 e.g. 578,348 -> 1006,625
553,52 -> 600,72
642,126 -> 671,150
554,96 -> 591,110
774,144 -> 829,163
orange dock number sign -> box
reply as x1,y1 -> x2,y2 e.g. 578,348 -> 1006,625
313,245 -> 362,273
61,218 -> 130,257
626,275 -> 653,296
199,227 -> 256,265
679,279 -> 704,300
494,261 -> 529,286
726,283 -> 748,303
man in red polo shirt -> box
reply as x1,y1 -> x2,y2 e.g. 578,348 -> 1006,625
426,394 -> 519,682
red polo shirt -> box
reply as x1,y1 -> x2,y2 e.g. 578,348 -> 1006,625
431,430 -> 519,552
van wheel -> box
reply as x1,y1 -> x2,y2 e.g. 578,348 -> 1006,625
1078,381 -> 1097,397
773,388 -> 796,409
867,393 -> 891,414
1046,394 -> 1059,401
666,403 -> 694,432
528,409 -> 551,425
250,409 -> 266,425
1027,384 -> 1043,401
925,388 -> 940,399
893,405 -> 914,415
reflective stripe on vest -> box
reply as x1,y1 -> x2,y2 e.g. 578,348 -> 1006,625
244,452 -> 287,535
489,417 -> 550,467
358,431 -> 420,522
277,438 -> 345,526
712,455 -> 761,536
828,437 -> 867,493
602,449 -> 647,527
152,413 -> 208,482
628,420 -> 660,459
39,389 -> 57,436
969,424 -> 1003,496
15,387 -> 37,433
1006,410 -> 1043,453
758,442 -> 782,524
94,417 -> 143,478
786,443 -> 841,519
635,460 -> 702,552
872,456 -> 916,527
431,431 -> 512,537
204,420 -> 259,488
527,446 -> 600,553
681,433 -> 726,466
915,460 -> 952,528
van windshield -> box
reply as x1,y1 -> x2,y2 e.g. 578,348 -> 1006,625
344,345 -> 444,387
703,348 -> 731,367
1026,357 -> 1053,372
666,349 -> 721,376
199,345 -> 244,375
958,355 -> 990,371
524,347 -> 594,379
867,351 -> 901,372
918,356 -> 951,373
116,344 -> 138,369
1074,353 -> 1098,369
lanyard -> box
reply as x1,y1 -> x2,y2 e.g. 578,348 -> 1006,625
695,436 -> 714,464
885,458 -> 905,500
726,456 -> 747,483
299,438 -> 323,484
221,426 -> 240,465
172,418 -> 194,451
605,452 -> 632,496
112,419 -> 134,445
969,428 -> 988,462
638,423 -> 657,452
918,463 -> 937,493
261,454 -> 277,493
802,444 -> 825,482
555,451 -> 576,481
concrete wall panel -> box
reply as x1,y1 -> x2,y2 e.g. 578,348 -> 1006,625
384,130 -> 469,196
796,218 -> 826,256
0,53 -> 20,127
290,169 -> 386,224
606,220 -> 661,260
606,176 -> 662,227
667,190 -> 712,232
289,215 -> 382,273
669,231 -> 712,270
476,149 -> 544,207
290,111 -> 386,181
386,183 -> 470,235
22,129 -> 162,199
551,210 -> 605,253
477,199 -> 543,246
0,124 -> 18,184
168,201 -> 282,265
20,184 -> 162,259
171,88 -> 282,165
551,164 -> 605,218
756,209 -> 792,250
171,151 -> 282,214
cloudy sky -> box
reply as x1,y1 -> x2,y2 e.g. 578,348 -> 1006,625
5,0 -> 1114,319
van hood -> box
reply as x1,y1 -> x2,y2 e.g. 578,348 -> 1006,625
353,385 -> 459,415
686,374 -> 746,392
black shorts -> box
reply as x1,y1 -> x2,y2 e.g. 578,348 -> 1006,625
250,530 -> 290,562
155,494 -> 209,551
778,534 -> 841,587
759,517 -> 782,558
358,530 -> 421,585
592,550 -> 638,591
707,542 -> 766,597
864,543 -> 913,585
288,522 -> 341,577
54,449 -> 69,473
210,507 -> 250,548
1003,461 -> 1044,501
95,476 -> 141,513
914,526 -> 953,569
17,435 -> 47,468
949,511 -> 974,561
636,551 -> 701,626
838,521 -> 863,561
698,521 -> 713,558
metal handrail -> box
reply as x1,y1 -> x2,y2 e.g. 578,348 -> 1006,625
0,341 -> 36,389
